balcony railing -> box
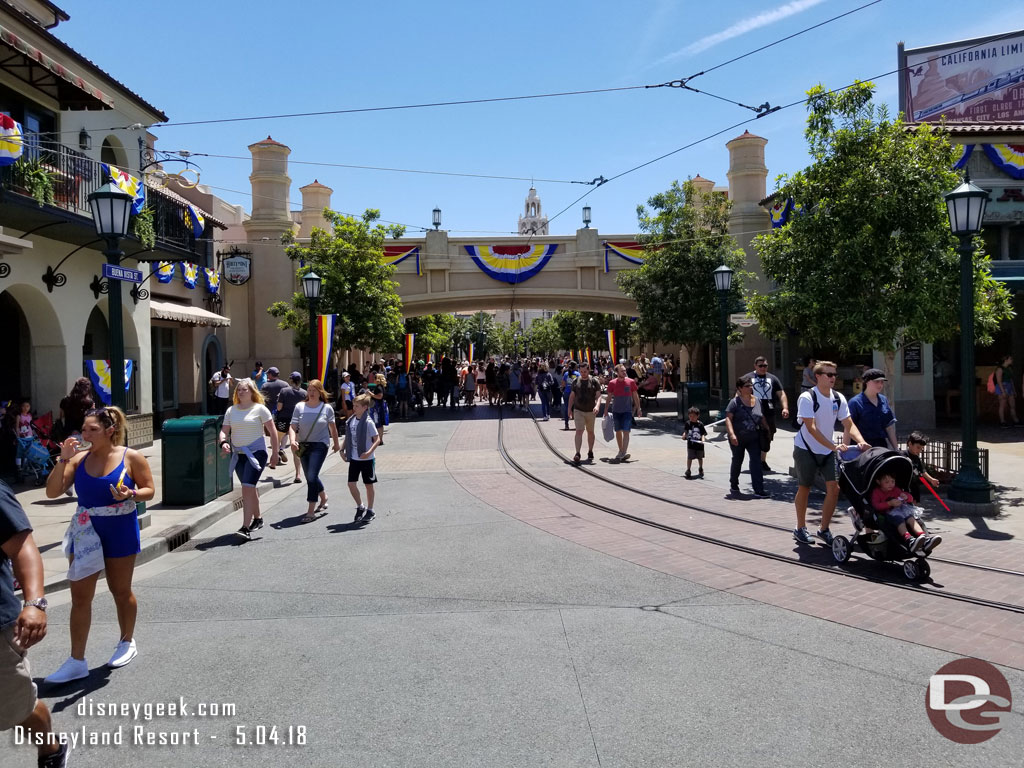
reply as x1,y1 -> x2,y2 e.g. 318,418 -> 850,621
0,139 -> 212,263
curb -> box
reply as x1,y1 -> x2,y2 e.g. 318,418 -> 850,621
42,454 -> 339,594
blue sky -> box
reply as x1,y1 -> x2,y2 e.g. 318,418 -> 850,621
54,0 -> 1024,238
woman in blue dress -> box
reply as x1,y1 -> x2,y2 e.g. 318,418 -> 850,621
42,406 -> 155,683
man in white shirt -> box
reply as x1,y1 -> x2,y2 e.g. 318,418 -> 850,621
792,360 -> 869,546
209,365 -> 233,415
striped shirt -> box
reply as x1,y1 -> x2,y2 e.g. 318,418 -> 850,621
225,404 -> 272,448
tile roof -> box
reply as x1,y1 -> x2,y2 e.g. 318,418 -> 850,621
905,122 -> 1024,135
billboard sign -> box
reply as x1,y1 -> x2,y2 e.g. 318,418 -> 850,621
900,30 -> 1024,123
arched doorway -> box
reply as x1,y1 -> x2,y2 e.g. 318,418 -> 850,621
0,291 -> 31,403
200,333 -> 224,414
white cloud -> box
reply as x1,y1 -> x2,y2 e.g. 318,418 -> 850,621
662,0 -> 827,63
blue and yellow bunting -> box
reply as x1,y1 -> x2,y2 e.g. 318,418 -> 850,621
204,268 -> 220,294
102,163 -> 146,215
155,262 -> 175,283
465,244 -> 556,284
0,115 -> 23,167
183,204 -> 205,238
85,359 -> 133,406
180,261 -> 198,289
403,333 -> 415,373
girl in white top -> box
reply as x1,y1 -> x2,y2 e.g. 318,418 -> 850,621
219,378 -> 279,539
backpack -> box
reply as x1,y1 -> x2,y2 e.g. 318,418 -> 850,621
987,371 -> 996,394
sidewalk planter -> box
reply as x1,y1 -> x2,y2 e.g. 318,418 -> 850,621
161,416 -> 223,506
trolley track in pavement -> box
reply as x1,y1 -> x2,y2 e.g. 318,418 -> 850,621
496,411 -> 1024,616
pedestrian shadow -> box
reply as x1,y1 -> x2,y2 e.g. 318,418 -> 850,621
270,513 -> 326,530
965,516 -> 1015,541
190,534 -> 250,550
326,520 -> 369,534
41,667 -> 113,712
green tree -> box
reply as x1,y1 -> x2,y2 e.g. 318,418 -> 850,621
617,179 -> 747,372
398,313 -> 457,358
748,81 -> 1014,356
526,317 -> 560,357
269,209 -> 406,355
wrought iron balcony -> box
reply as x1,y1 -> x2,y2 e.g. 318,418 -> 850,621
0,139 -> 213,262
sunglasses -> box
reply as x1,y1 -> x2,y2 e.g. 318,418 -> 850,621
821,372 -> 837,378
756,364 -> 768,368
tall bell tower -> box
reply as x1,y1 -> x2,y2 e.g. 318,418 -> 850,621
517,187 -> 549,235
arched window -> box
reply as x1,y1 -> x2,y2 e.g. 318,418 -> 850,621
100,135 -> 128,167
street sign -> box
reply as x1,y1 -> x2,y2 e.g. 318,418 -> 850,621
102,263 -> 143,283
730,313 -> 757,327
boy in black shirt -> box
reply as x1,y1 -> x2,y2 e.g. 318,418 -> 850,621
683,407 -> 708,478
901,431 -> 941,503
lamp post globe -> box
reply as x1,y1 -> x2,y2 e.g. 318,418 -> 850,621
302,271 -> 323,381
432,207 -> 442,230
713,264 -> 734,411
88,182 -> 135,411
944,176 -> 992,505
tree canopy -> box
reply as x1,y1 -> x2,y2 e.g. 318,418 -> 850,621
617,178 -> 747,369
747,81 -> 1014,353
268,209 -> 406,354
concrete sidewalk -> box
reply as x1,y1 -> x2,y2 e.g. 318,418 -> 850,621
11,438 -> 344,592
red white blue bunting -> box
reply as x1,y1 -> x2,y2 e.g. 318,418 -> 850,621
982,144 -> 1024,180
464,244 -> 557,283
381,245 -> 421,275
603,241 -> 648,273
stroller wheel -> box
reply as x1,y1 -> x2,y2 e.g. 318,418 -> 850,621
903,560 -> 919,581
831,535 -> 852,563
917,559 -> 931,580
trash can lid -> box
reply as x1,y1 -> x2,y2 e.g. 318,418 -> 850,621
161,415 -> 221,434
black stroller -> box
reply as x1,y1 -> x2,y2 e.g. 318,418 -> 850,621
833,447 -> 933,581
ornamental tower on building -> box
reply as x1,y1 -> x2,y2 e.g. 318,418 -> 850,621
517,187 -> 549,235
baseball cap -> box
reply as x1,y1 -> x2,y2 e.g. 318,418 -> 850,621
290,371 -> 302,381
267,366 -> 280,376
342,371 -> 351,378
862,368 -> 886,382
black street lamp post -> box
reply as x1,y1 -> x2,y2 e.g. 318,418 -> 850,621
713,264 -> 734,412
88,182 -> 135,411
945,176 -> 992,504
302,271 -> 322,382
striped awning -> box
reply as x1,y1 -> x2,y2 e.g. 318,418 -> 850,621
0,24 -> 114,109
150,300 -> 230,327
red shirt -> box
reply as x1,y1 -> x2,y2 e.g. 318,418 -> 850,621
606,377 -> 637,398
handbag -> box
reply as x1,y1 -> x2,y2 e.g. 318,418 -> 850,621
294,402 -> 325,458
601,411 -> 615,442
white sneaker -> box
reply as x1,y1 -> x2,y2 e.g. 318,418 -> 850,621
44,656 -> 89,684
107,639 -> 137,668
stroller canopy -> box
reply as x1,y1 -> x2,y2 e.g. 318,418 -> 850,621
840,447 -> 914,500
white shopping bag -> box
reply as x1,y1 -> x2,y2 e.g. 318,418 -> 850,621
601,412 -> 614,442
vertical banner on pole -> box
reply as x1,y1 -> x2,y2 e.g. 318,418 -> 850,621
606,329 -> 617,363
316,314 -> 336,383
404,334 -> 415,372
468,342 -> 475,362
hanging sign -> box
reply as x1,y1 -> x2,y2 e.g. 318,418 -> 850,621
223,252 -> 252,285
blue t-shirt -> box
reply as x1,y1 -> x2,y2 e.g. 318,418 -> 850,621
0,480 -> 32,630
848,392 -> 896,447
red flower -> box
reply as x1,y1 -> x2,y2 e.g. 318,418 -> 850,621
77,511 -> 89,526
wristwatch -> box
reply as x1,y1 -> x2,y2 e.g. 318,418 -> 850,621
23,597 -> 47,611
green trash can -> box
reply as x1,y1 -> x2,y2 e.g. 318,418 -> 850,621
682,382 -> 710,421
161,416 -> 221,506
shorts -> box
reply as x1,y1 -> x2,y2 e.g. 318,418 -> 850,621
612,411 -> 632,432
0,626 -> 36,730
687,444 -> 705,460
995,382 -> 1016,397
573,409 -> 596,430
89,511 -> 142,558
234,449 -> 268,487
348,458 -> 377,484
793,446 -> 837,486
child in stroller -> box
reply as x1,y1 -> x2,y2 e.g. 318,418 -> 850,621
870,472 -> 941,555
832,447 -> 940,581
